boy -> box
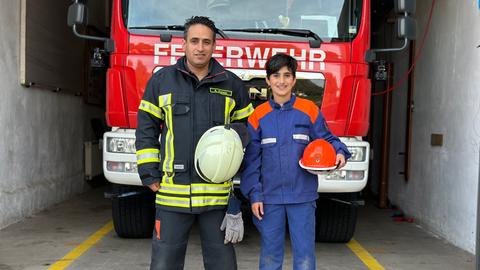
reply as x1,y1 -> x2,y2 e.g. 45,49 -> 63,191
241,53 -> 351,270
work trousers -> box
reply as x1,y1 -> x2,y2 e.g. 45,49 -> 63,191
150,208 -> 237,270
253,201 -> 316,270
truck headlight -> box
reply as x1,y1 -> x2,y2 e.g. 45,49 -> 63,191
107,138 -> 136,153
106,161 -> 138,173
347,146 -> 366,162
322,170 -> 364,181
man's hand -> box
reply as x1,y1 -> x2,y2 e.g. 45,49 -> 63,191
220,212 -> 244,244
251,202 -> 264,220
148,182 -> 160,192
336,154 -> 346,169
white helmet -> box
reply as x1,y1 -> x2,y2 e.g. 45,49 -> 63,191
194,125 -> 244,183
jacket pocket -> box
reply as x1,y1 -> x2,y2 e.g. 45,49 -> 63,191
172,94 -> 191,116
260,137 -> 277,173
293,124 -> 311,145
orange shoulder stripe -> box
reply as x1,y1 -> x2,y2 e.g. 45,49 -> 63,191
293,97 -> 319,124
248,102 -> 272,130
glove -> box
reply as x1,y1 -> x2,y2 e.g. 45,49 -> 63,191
220,212 -> 244,244
220,195 -> 244,244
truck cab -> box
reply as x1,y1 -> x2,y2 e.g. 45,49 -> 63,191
70,0 -> 380,242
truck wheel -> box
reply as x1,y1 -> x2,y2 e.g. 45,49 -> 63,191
111,185 -> 155,238
315,195 -> 358,243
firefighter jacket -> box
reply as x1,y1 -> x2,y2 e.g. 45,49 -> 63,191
135,57 -> 254,213
240,96 -> 351,205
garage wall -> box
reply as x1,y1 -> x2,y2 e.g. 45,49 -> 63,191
0,1 -> 103,229
388,0 -> 480,253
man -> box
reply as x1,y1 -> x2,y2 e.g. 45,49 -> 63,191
135,16 -> 253,270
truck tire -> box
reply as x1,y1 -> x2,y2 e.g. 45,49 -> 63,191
111,185 -> 155,238
315,194 -> 358,243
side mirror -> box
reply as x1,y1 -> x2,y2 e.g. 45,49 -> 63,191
395,0 -> 416,15
67,3 -> 88,27
396,16 -> 417,40
366,0 -> 417,62
66,2 -> 114,52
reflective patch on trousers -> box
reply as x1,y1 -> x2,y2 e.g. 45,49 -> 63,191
155,220 -> 161,240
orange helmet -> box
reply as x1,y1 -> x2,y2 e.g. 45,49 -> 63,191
299,139 -> 337,173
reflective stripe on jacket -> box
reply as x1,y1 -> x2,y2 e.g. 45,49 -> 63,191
241,96 -> 351,205
135,57 -> 253,213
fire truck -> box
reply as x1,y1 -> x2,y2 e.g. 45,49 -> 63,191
68,0 -> 415,242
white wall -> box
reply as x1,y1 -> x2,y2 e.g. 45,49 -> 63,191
388,0 -> 480,253
0,1 -> 103,229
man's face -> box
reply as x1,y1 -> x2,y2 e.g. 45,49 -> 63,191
266,66 -> 296,100
183,24 -> 215,69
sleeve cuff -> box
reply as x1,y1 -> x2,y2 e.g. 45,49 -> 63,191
141,177 -> 160,186
337,149 -> 352,160
250,192 -> 264,204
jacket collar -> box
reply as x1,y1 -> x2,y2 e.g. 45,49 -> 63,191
175,56 -> 227,83
269,95 -> 296,110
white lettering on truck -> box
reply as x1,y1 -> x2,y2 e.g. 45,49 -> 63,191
154,44 -> 326,71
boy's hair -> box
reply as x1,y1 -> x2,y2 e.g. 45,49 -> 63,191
265,53 -> 297,78
184,16 -> 217,41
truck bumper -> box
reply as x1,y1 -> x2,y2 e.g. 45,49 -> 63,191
103,131 -> 370,194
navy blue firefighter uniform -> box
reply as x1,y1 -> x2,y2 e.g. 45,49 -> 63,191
135,56 -> 253,270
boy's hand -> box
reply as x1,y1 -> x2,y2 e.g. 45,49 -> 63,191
336,154 -> 346,169
251,202 -> 264,220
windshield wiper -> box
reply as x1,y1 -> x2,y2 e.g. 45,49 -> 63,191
129,25 -> 185,31
129,25 -> 228,38
223,28 -> 322,43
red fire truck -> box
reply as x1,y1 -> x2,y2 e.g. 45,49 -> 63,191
68,0 -> 415,242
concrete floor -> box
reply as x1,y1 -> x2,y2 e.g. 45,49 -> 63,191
0,186 -> 474,270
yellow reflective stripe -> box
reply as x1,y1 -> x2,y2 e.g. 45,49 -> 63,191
231,103 -> 254,121
158,183 -> 190,195
224,97 -> 236,125
136,149 -> 160,154
191,182 -> 232,188
191,195 -> 229,207
159,94 -> 174,184
155,194 -> 190,208
137,158 -> 160,165
161,172 -> 174,185
163,103 -> 174,172
156,194 -> 189,201
191,182 -> 232,194
191,188 -> 231,194
136,148 -> 160,165
156,201 -> 189,208
158,94 -> 172,106
139,100 -> 163,119
224,98 -> 229,124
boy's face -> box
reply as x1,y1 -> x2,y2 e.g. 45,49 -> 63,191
183,24 -> 215,70
266,66 -> 296,100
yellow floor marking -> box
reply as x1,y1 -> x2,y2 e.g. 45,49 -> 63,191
346,239 -> 386,270
48,221 -> 113,270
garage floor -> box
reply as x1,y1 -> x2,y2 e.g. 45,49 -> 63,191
0,186 -> 474,270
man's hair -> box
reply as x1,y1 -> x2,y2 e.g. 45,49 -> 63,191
184,16 -> 217,41
265,53 -> 297,78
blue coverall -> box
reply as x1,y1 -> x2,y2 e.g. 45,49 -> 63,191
241,96 -> 351,270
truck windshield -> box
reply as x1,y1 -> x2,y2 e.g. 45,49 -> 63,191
124,0 -> 362,42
